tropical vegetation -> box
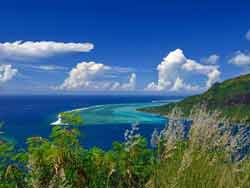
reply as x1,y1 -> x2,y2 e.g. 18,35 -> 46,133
1,109 -> 250,188
139,74 -> 250,123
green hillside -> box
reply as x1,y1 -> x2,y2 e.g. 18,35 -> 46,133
139,74 -> 250,123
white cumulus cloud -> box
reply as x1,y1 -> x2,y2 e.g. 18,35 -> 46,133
57,62 -> 136,91
145,49 -> 220,93
170,77 -> 200,92
0,41 -> 94,60
229,51 -> 250,66
202,54 -> 220,64
110,73 -> 136,91
0,64 -> 18,83
59,62 -> 110,90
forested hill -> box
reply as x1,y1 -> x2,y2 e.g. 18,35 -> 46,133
139,74 -> 250,123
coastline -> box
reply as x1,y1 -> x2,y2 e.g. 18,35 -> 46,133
51,102 -> 170,126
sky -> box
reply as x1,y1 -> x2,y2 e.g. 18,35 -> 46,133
0,0 -> 250,95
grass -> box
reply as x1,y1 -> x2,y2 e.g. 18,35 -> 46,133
1,109 -> 250,187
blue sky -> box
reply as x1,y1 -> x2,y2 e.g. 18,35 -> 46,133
0,0 -> 250,95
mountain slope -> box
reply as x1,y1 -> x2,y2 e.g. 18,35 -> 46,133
139,74 -> 250,123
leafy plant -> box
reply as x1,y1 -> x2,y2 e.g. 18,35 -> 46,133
1,110 -> 250,188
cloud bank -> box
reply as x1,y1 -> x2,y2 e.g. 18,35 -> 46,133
0,41 -> 94,60
145,49 -> 220,93
0,64 -> 18,83
58,62 -> 136,91
110,73 -> 136,91
202,54 -> 220,64
229,51 -> 250,66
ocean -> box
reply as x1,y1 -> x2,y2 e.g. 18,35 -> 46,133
0,95 -> 179,150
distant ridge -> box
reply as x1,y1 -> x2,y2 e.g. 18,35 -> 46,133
139,74 -> 250,123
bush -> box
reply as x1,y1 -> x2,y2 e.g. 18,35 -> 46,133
1,110 -> 250,188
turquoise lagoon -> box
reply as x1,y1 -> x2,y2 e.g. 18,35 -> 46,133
0,95 -> 179,149
53,102 -> 168,126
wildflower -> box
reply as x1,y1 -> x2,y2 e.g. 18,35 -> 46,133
124,122 -> 141,151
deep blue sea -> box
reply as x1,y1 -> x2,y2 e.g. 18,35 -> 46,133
0,95 -> 179,150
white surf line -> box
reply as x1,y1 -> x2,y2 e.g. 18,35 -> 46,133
50,105 -> 106,125
50,101 -> 169,126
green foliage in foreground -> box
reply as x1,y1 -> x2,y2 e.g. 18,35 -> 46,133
139,74 -> 250,123
60,111 -> 84,126
0,115 -> 154,188
1,112 -> 250,188
149,141 -> 250,188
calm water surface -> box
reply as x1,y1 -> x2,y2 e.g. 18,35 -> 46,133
0,95 -> 179,149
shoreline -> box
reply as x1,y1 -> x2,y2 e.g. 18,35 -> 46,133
51,101 -> 170,126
